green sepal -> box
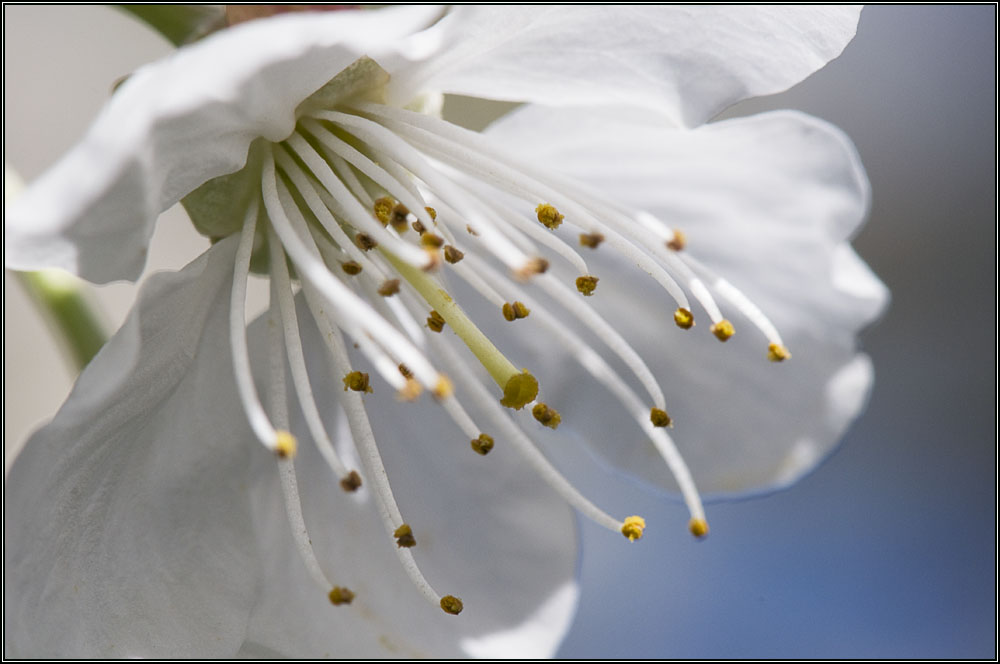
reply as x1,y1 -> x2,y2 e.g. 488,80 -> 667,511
119,5 -> 226,47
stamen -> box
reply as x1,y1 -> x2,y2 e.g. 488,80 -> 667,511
394,524 -> 416,548
650,407 -> 672,428
674,307 -> 695,330
689,518 -> 710,539
426,309 -> 446,332
502,301 -> 531,321
328,587 -> 356,606
341,260 -> 363,275
579,232 -> 605,249
768,343 -> 792,362
443,245 -> 464,264
471,433 -> 495,455
575,275 -> 599,296
440,595 -> 464,616
535,203 -> 564,229
343,370 -> 373,393
532,403 -> 562,429
621,515 -> 646,542
711,319 -> 735,342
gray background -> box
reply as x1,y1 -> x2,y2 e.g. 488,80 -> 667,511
4,5 -> 996,658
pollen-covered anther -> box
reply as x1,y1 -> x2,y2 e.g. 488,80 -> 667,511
515,257 -> 550,281
355,232 -> 378,251
500,370 -> 539,410
440,595 -> 464,615
424,206 -> 437,221
372,196 -> 394,225
343,370 -> 373,393
532,403 -> 562,430
674,307 -> 695,330
471,433 -> 495,456
666,229 -> 687,251
340,260 -> 362,276
339,470 -> 363,493
535,203 -> 564,230
393,523 -> 416,548
711,319 -> 735,342
328,586 -> 356,606
579,232 -> 605,249
390,202 -> 410,233
443,245 -> 465,264
621,515 -> 646,542
274,430 -> 297,459
650,407 -> 672,428
377,279 -> 401,297
433,374 -> 454,400
421,232 -> 445,249
576,275 -> 599,296
767,343 -> 792,362
397,378 -> 423,402
411,220 -> 426,235
427,310 -> 446,333
501,301 -> 531,321
689,517 -> 710,538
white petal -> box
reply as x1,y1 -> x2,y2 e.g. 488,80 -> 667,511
236,295 -> 579,658
3,237 -> 259,656
390,6 -> 861,126
486,106 -> 888,494
4,6 -> 442,283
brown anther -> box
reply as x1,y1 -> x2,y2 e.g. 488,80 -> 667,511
390,202 -> 410,233
466,224 -> 479,236
373,196 -> 394,225
411,220 -> 426,235
502,301 -> 531,321
328,586 -> 356,606
471,433 -> 495,456
532,403 -> 562,430
576,275 -> 599,296
666,229 -> 687,252
421,233 -> 445,248
535,203 -> 564,230
339,470 -> 363,493
440,595 -> 464,615
515,257 -> 550,281
424,206 -> 438,221
378,279 -> 400,297
427,310 -> 446,333
355,232 -> 378,251
443,245 -> 465,264
711,319 -> 735,342
398,363 -> 413,379
342,371 -> 373,393
340,260 -> 363,276
394,523 -> 416,548
650,407 -> 672,428
674,307 -> 695,330
579,232 -> 605,249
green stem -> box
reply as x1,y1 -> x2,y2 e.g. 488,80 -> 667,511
16,270 -> 108,372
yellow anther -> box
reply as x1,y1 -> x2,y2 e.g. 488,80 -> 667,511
501,301 -> 531,322
440,595 -> 464,615
579,232 -> 605,249
674,307 -> 694,330
373,196 -> 394,225
397,378 -> 423,402
767,343 -> 791,362
355,232 -> 378,251
535,203 -> 564,230
621,515 -> 646,542
340,260 -> 363,276
411,220 -> 426,235
532,403 -> 562,429
443,245 -> 465,264
689,517 -> 710,538
500,370 -> 539,410
329,586 -> 356,606
422,247 -> 442,272
342,370 -> 373,393
666,229 -> 687,252
576,275 -> 599,296
433,374 -> 454,400
711,319 -> 735,342
471,433 -> 495,456
650,407 -> 672,428
393,523 -> 416,548
424,206 -> 437,221
339,470 -> 363,493
427,310 -> 446,333
421,233 -> 445,249
274,430 -> 297,459
515,257 -> 550,281
390,202 -> 410,233
378,279 -> 400,297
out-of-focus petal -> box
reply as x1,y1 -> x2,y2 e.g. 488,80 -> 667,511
390,6 -> 860,127
3,237 -> 259,657
486,106 -> 888,494
4,6 -> 442,283
235,295 -> 579,658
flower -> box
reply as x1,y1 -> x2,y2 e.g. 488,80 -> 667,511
3,5 -> 886,658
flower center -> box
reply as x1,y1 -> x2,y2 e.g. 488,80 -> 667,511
198,57 -> 792,617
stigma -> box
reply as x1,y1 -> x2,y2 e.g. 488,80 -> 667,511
212,60 -> 793,617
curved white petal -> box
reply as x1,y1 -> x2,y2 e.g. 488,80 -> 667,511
389,6 -> 861,126
4,6 -> 442,283
3,237 -> 258,657
485,106 -> 888,494
236,295 -> 578,658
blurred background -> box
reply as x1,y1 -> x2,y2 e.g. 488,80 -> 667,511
4,5 -> 995,658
